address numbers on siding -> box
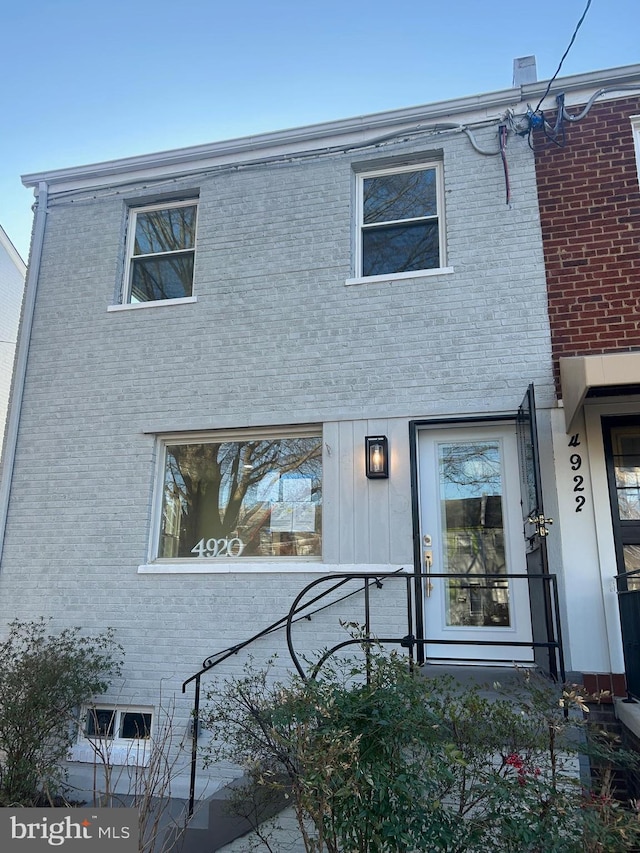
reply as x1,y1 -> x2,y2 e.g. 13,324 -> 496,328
568,434 -> 586,513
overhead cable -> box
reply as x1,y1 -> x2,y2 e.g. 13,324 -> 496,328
534,0 -> 593,113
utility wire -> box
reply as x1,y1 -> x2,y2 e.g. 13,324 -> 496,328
534,0 -> 593,113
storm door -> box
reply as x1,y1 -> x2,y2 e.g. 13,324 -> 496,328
418,424 -> 533,663
517,384 -> 555,676
603,417 -> 640,698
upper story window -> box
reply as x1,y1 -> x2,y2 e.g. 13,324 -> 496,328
155,427 -> 323,561
123,200 -> 197,304
355,163 -> 445,279
632,117 -> 640,187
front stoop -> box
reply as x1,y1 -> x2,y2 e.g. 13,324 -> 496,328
167,777 -> 289,853
419,662 -> 538,698
614,698 -> 640,801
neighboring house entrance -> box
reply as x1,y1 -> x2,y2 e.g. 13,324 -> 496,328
417,423 -> 534,663
603,416 -> 640,699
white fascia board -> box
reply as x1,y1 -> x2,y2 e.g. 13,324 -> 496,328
21,87 -> 524,195
521,63 -> 640,103
522,65 -> 640,110
21,64 -> 640,196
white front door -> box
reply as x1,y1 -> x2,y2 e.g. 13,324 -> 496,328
418,424 -> 533,663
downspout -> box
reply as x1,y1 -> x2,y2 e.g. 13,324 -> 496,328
0,181 -> 49,565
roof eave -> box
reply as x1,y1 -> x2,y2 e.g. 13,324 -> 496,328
22,63 -> 640,194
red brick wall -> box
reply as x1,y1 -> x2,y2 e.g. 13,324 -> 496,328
533,96 -> 640,390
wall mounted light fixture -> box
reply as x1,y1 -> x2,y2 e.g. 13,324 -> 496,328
365,435 -> 389,479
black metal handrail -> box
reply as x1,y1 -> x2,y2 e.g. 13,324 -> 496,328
286,571 -> 565,684
616,567 -> 640,586
182,568 -> 564,817
181,571 -> 395,816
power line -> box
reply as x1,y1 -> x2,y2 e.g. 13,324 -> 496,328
534,0 -> 593,113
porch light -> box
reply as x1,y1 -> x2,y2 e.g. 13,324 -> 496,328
365,435 -> 389,479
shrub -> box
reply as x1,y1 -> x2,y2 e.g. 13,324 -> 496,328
201,646 -> 640,853
0,618 -> 123,805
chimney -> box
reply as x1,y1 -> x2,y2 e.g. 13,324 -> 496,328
513,56 -> 537,86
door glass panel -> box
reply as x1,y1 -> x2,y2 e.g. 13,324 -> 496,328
438,440 -> 510,627
623,546 -> 640,591
611,428 -> 640,520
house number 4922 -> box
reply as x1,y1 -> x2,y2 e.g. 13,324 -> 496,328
568,434 -> 586,513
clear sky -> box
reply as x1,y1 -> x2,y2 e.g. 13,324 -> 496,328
1,0 -> 638,261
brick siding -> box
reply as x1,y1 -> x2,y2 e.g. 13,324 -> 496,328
533,96 -> 640,391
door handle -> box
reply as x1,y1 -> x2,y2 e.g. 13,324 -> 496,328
423,534 -> 434,597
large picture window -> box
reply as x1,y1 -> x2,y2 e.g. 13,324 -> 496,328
124,200 -> 197,303
157,429 -> 322,560
357,164 -> 444,278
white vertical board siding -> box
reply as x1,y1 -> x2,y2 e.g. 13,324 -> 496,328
366,417 -> 391,564
337,419 -> 358,564
327,417 -> 413,567
385,417 -> 414,566
321,421 -> 340,565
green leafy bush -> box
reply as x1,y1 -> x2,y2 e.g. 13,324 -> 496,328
0,618 -> 123,805
202,647 -> 640,852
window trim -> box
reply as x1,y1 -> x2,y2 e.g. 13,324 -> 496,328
148,425 -> 324,567
632,115 -> 640,188
121,199 -> 198,306
353,162 -> 447,282
108,295 -> 197,312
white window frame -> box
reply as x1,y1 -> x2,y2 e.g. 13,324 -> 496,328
632,116 -> 640,188
70,705 -> 154,766
348,162 -> 450,286
146,425 -> 323,571
120,199 -> 198,307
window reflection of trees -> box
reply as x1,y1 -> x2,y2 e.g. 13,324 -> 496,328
130,205 -> 196,301
439,443 -> 501,494
363,171 -> 437,223
615,464 -> 640,520
134,206 -> 196,254
161,438 -> 322,558
439,442 -> 509,628
362,169 -> 439,276
362,223 -> 439,276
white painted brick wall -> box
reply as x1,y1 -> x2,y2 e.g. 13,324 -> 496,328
0,123 -> 554,797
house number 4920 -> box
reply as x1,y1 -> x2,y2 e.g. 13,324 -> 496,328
568,434 -> 586,513
191,537 -> 246,558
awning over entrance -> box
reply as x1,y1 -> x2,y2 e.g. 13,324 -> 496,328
559,353 -> 640,432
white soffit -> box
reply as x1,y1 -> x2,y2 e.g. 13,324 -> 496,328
560,352 -> 640,432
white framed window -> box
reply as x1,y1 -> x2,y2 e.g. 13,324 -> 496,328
85,707 -> 152,740
70,705 -> 153,766
154,426 -> 323,562
632,116 -> 640,187
122,200 -> 197,304
354,163 -> 446,281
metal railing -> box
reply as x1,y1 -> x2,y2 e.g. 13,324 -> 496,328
181,571 -> 395,816
182,569 -> 564,817
286,571 -> 565,683
616,567 -> 640,701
